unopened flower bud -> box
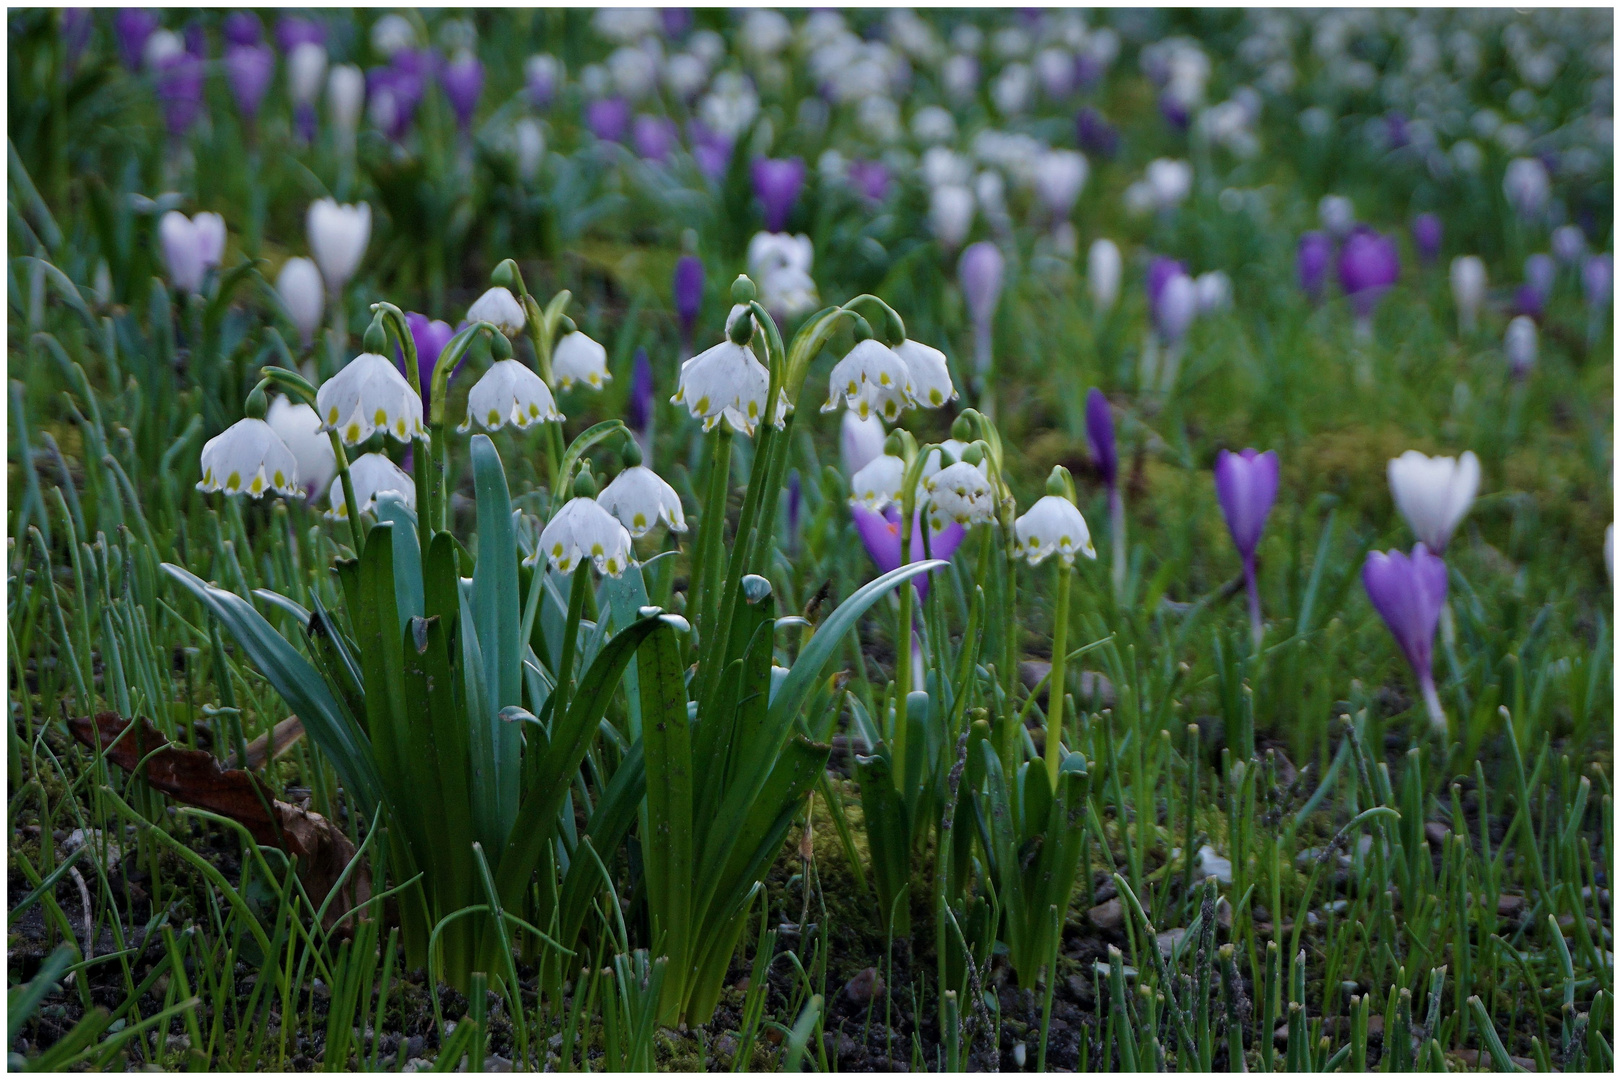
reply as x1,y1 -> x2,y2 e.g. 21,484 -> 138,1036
245,385 -> 268,419
573,469 -> 598,499
951,414 -> 974,442
622,436 -> 644,467
1045,465 -> 1072,498
731,274 -> 757,305
363,316 -> 388,354
490,331 -> 513,361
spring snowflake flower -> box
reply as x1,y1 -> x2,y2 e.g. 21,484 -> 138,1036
892,339 -> 956,408
552,330 -> 611,391
597,466 -> 688,537
197,418 -> 300,498
325,452 -> 415,519
459,359 -> 563,433
672,310 -> 783,435
822,339 -> 915,422
849,454 -> 906,512
534,496 -> 635,576
1015,495 -> 1096,566
924,460 -> 995,529
466,286 -> 526,335
316,352 -> 426,445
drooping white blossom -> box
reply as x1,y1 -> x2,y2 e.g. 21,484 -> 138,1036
326,452 -> 415,519
1015,494 -> 1096,565
316,352 -> 426,445
597,465 -> 687,536
459,359 -> 563,433
552,330 -> 612,391
198,418 -> 300,498
534,496 -> 635,575
822,339 -> 915,423
849,454 -> 906,511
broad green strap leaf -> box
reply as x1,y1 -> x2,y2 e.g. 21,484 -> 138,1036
637,624 -> 692,984
458,579 -> 502,855
557,741 -> 645,955
162,563 -> 382,813
251,588 -> 311,626
471,435 -> 522,841
375,492 -> 424,634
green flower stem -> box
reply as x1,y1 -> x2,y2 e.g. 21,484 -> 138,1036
326,430 -> 365,557
693,425 -> 733,652
1045,561 -> 1072,787
1109,485 -> 1126,601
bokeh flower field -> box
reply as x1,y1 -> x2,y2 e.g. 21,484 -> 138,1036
6,7 -> 1614,1072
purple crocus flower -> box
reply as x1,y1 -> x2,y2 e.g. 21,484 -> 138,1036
367,62 -> 425,141
222,11 -> 261,46
1411,213 -> 1442,264
689,121 -> 733,183
62,8 -> 93,71
1214,448 -> 1279,647
1362,544 -> 1449,733
440,51 -> 483,130
673,255 -> 704,344
399,312 -> 455,408
224,42 -> 276,122
274,16 -> 324,55
1336,226 -> 1400,321
586,96 -> 630,144
633,114 -> 678,163
1524,253 -> 1556,303
1146,255 -> 1188,312
751,156 -> 806,232
1158,91 -> 1191,131
852,504 -> 966,602
1084,388 -> 1116,490
1297,231 -> 1333,300
785,469 -> 803,551
1512,284 -> 1544,319
154,50 -> 206,136
847,159 -> 891,204
114,8 -> 159,70
627,348 -> 655,436
1075,106 -> 1120,158
1584,253 -> 1612,310
661,8 -> 692,37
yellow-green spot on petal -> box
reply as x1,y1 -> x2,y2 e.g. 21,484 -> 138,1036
345,423 -> 361,443
633,512 -> 648,529
226,471 -> 241,490
273,470 -> 286,488
489,409 -> 502,426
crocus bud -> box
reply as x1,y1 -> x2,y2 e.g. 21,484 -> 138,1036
1524,253 -> 1556,303
1194,270 -> 1232,314
958,241 -> 1004,329
1214,448 -> 1279,566
526,54 -> 562,109
1336,226 -> 1400,320
1147,255 -> 1187,312
633,115 -> 677,163
1411,213 -> 1443,263
1450,255 -> 1486,333
1084,387 -> 1116,489
276,257 -> 324,345
1318,194 -> 1354,238
1363,544 -> 1449,732
1145,158 -> 1192,212
327,64 -> 366,150
1552,224 -> 1586,265
1087,238 -> 1121,311
1155,273 -> 1197,342
288,40 -> 326,106
840,410 -> 886,478
627,348 -> 654,434
674,255 -> 705,337
1502,157 -> 1550,221
1584,254 -> 1612,310
1297,231 -> 1333,300
585,96 -> 630,143
1504,315 -> 1537,379
114,8 -> 160,70
1075,106 -> 1120,157
224,41 -> 276,122
751,157 -> 806,233
441,48 -> 483,129
153,42 -> 206,137
159,211 -> 226,294
307,199 -> 370,295
515,118 -> 545,182
929,184 -> 976,250
1388,450 -> 1479,554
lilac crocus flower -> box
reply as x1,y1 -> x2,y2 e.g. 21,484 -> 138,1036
847,159 -> 891,204
1147,255 -> 1188,312
852,504 -> 966,602
1157,91 -> 1191,131
1362,544 -> 1448,733
274,16 -> 325,55
114,8 -> 159,70
689,121 -> 733,184
62,8 -> 93,71
751,157 -> 806,233
1524,253 -> 1556,304
785,469 -> 803,551
1297,231 -> 1333,300
586,96 -> 631,144
673,255 -> 704,349
1336,226 -> 1400,325
154,48 -> 206,137
633,114 -> 678,163
1214,448 -> 1279,648
627,348 -> 654,438
1086,388 -> 1127,595
224,41 -> 276,122
1511,284 -> 1543,319
1411,213 -> 1442,264
440,50 -> 483,130
223,11 -> 261,46
1584,253 -> 1612,311
662,8 -> 693,37
400,313 -> 455,409
1075,106 -> 1119,158
959,241 -> 1005,394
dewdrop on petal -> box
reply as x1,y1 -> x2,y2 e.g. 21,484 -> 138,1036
316,352 -> 426,445
849,454 -> 906,512
552,328 -> 612,391
197,418 -> 300,498
459,359 -> 563,433
325,452 -> 415,519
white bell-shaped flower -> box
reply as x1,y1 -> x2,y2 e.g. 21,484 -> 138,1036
893,339 -> 956,408
265,396 -> 336,494
1015,494 -> 1096,566
467,287 -> 527,335
924,459 -> 995,529
672,332 -> 772,435
919,439 -> 975,485
459,359 -> 563,433
552,330 -> 611,391
316,352 -> 426,445
597,466 -> 688,537
822,339 -> 915,422
306,198 -> 370,293
849,454 -> 906,511
1388,450 -> 1479,554
197,418 -> 300,498
535,496 -> 635,576
326,452 -> 414,519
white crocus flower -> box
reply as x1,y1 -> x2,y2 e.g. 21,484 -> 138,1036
1015,494 -> 1096,565
265,396 -> 336,494
840,411 -> 887,478
316,352 -> 426,445
1387,450 -> 1480,554
672,321 -> 774,435
276,257 -> 325,345
197,418 -> 300,498
823,339 -> 915,423
160,211 -> 226,295
552,330 -> 611,391
326,452 -> 414,519
1032,149 -> 1089,221
597,466 -> 688,537
1145,158 -> 1193,211
306,199 -> 370,294
746,232 -> 819,320
467,287 -> 526,335
1089,238 -> 1122,311
535,496 -> 635,576
327,65 -> 366,151
893,339 -> 956,408
288,41 -> 327,107
924,460 -> 995,529
928,184 -> 976,250
459,359 -> 563,433
849,454 -> 906,511
1450,255 -> 1486,333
